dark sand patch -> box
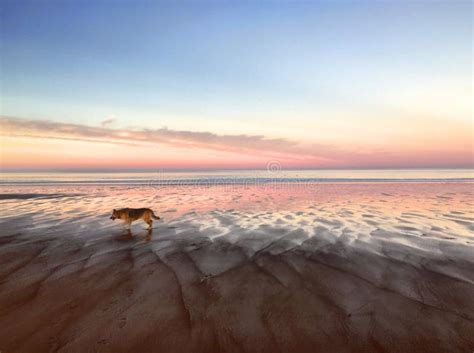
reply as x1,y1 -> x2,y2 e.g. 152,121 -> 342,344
0,222 -> 473,353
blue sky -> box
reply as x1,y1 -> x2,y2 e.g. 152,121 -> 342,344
1,0 -> 472,169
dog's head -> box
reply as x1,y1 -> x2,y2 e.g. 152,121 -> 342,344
110,209 -> 119,220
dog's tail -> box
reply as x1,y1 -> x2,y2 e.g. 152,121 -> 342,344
151,211 -> 161,220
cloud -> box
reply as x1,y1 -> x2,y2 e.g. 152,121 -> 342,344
0,116 -> 350,163
101,117 -> 116,127
1,116 -> 471,168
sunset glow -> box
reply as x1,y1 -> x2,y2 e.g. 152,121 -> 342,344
1,1 -> 472,170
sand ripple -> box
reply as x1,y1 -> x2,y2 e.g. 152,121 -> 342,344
0,182 -> 473,353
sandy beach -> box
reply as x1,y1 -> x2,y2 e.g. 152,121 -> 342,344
1,181 -> 473,353
3,0 -> 473,351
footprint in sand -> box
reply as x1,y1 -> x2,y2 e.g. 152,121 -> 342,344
118,317 -> 127,328
103,298 -> 118,312
49,316 -> 63,329
67,300 -> 78,310
200,274 -> 213,283
48,336 -> 60,352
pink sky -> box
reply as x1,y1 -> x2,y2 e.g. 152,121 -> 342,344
2,1 -> 472,171
1,117 -> 472,170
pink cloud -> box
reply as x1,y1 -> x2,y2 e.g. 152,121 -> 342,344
1,116 -> 472,169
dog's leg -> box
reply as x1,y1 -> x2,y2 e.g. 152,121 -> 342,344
146,219 -> 153,229
143,214 -> 153,229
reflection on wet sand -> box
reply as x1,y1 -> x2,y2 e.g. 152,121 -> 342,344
0,182 -> 473,353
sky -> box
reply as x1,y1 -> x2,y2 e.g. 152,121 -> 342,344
1,0 -> 472,170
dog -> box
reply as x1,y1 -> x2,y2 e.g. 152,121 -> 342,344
110,208 -> 160,229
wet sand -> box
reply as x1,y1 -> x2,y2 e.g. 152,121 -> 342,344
0,182 -> 473,353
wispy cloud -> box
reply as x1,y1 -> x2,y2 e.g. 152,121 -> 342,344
101,117 -> 117,127
0,116 -> 353,163
1,116 -> 472,168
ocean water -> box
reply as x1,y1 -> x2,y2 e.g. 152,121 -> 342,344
1,169 -> 473,185
0,170 -> 472,245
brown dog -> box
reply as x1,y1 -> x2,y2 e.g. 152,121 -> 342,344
110,208 -> 160,229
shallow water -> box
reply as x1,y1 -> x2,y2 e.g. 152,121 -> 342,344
0,181 -> 473,353
1,168 -> 473,184
1,181 -> 473,243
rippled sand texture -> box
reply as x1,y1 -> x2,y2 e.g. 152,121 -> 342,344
0,182 -> 473,353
